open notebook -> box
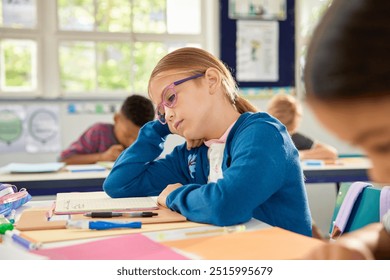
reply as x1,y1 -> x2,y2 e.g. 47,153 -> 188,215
54,191 -> 158,214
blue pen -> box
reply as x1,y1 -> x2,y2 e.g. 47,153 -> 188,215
66,220 -> 142,230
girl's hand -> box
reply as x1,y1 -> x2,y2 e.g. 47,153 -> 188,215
165,121 -> 203,150
302,242 -> 373,260
186,138 -> 204,150
157,183 -> 183,207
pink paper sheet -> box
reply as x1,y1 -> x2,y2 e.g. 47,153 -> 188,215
33,234 -> 188,260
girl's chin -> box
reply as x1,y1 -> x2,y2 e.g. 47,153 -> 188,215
182,131 -> 197,140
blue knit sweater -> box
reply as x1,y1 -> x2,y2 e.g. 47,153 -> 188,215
103,112 -> 312,236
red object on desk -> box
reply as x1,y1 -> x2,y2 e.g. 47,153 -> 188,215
32,233 -> 189,260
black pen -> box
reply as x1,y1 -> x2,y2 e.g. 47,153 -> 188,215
84,212 -> 158,218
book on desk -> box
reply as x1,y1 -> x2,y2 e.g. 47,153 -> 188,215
53,191 -> 158,214
64,164 -> 106,173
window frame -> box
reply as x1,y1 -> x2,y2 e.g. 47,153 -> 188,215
0,0 -> 219,100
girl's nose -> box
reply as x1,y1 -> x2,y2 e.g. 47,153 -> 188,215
164,107 -> 174,122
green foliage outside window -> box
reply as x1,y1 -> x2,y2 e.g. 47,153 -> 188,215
3,41 -> 33,88
97,42 -> 132,91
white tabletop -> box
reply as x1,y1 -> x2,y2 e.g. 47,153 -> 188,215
0,169 -> 110,182
301,157 -> 372,171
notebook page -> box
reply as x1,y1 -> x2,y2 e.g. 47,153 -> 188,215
55,192 -> 158,214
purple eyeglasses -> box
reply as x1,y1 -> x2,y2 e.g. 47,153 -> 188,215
156,73 -> 204,124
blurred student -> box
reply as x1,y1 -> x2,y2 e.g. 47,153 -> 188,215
60,95 -> 154,164
103,47 -> 312,236
303,0 -> 390,259
267,94 -> 338,161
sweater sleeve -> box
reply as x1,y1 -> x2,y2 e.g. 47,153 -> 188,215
166,121 -> 288,226
103,120 -> 191,197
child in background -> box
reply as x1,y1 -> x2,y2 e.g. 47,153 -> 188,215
60,95 -> 154,164
103,47 -> 312,236
267,94 -> 338,161
303,0 -> 390,259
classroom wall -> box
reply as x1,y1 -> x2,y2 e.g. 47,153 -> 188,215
0,100 -> 185,166
0,101 -> 110,165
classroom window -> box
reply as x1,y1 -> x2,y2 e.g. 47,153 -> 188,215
0,0 -> 37,29
0,0 -> 214,99
58,0 -> 132,32
296,0 -> 332,97
0,39 -> 37,92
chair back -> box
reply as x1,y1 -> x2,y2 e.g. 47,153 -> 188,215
329,182 -> 389,240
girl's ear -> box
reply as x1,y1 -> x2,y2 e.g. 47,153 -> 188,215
205,67 -> 221,95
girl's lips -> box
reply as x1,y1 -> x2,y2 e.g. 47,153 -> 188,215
174,120 -> 183,130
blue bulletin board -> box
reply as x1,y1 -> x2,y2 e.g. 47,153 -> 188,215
219,0 -> 295,97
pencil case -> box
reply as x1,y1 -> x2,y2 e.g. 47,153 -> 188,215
0,183 -> 32,216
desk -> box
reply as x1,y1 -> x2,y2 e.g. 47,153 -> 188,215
0,200 -> 323,260
0,170 -> 110,196
302,157 -> 371,184
0,158 -> 371,196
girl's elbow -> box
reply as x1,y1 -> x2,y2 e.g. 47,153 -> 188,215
211,215 -> 250,227
208,204 -> 251,226
102,179 -> 120,198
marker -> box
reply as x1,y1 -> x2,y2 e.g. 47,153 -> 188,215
8,209 -> 16,224
4,229 -> 41,250
66,220 -> 142,230
0,215 -> 14,234
83,211 -> 158,218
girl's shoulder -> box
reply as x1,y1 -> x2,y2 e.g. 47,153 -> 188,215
235,112 -> 284,132
228,112 -> 290,147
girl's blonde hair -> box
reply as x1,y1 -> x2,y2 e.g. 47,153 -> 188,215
267,94 -> 302,133
148,47 -> 257,113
